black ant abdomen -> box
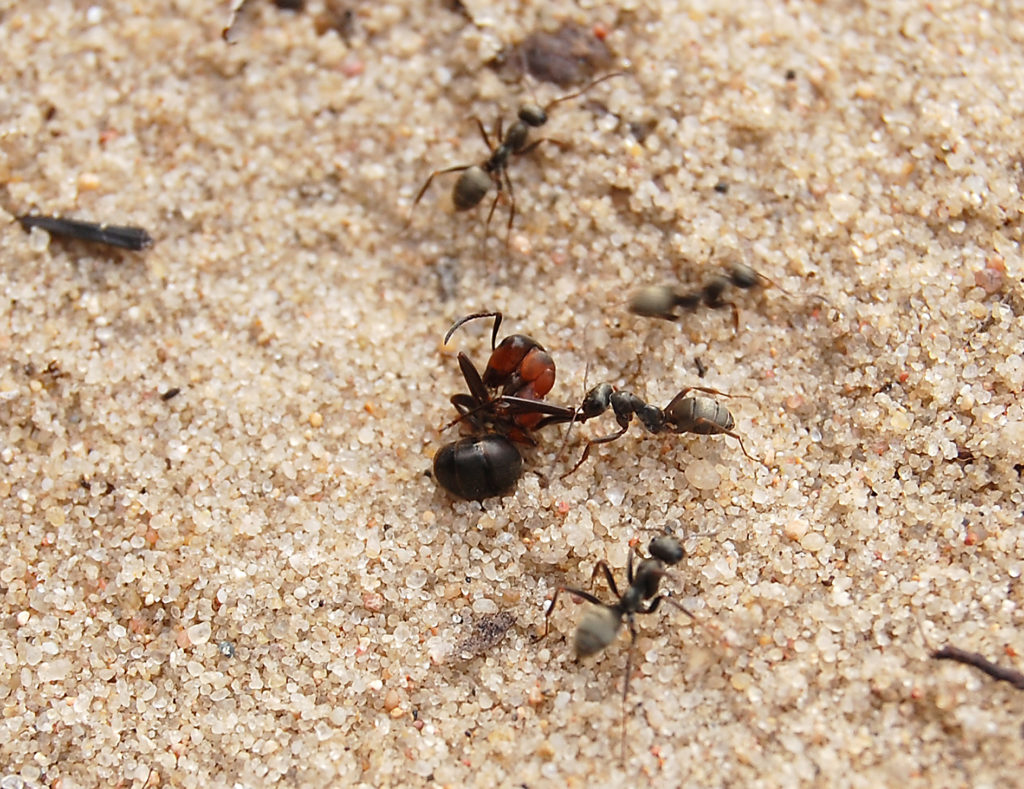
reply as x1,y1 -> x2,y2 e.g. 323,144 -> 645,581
663,392 -> 735,436
433,434 -> 523,501
453,166 -> 492,211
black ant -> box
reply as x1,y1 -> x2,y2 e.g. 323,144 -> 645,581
562,382 -> 762,477
541,535 -> 702,761
433,312 -> 576,500
629,262 -> 784,328
409,72 -> 623,238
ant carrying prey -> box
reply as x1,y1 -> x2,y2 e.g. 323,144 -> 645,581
433,311 -> 576,500
541,534 -> 705,762
409,72 -> 623,239
561,382 -> 763,477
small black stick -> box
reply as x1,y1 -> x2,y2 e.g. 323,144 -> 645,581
18,215 -> 153,251
932,645 -> 1024,690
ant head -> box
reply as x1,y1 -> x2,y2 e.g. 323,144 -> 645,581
648,535 -> 684,566
518,103 -> 547,127
729,262 -> 760,290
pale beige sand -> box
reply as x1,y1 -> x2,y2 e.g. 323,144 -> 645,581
2,1 -> 1023,786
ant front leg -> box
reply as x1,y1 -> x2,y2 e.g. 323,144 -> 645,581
457,352 -> 491,405
588,560 -> 621,598
561,424 -> 629,479
517,137 -> 570,157
473,117 -> 495,151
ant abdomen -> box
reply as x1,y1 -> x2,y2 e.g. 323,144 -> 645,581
663,394 -> 735,435
434,434 -> 523,501
453,167 -> 492,211
575,606 -> 622,658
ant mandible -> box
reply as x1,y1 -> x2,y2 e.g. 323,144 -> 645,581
434,311 -> 577,501
541,535 -> 701,761
562,382 -> 763,477
409,72 -> 624,239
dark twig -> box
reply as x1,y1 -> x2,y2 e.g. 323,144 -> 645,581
932,645 -> 1024,690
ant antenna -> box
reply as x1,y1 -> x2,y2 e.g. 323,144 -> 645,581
551,358 -> 590,475
543,71 -> 627,113
444,311 -> 503,347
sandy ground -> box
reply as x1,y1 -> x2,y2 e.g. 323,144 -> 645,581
2,1 -> 1024,786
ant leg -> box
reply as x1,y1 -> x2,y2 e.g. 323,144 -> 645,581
689,417 -> 766,466
483,169 -> 504,231
441,393 -> 479,431
646,594 -> 694,620
663,385 -> 742,412
517,137 -> 569,157
744,267 -> 792,298
473,117 -> 494,151
620,621 -> 639,765
409,164 -> 473,219
588,561 -> 621,598
544,71 -> 627,111
542,586 -> 608,639
457,352 -> 491,405
560,425 -> 630,479
657,594 -> 722,642
502,168 -> 517,243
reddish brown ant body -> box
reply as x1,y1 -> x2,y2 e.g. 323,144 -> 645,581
434,311 -> 576,500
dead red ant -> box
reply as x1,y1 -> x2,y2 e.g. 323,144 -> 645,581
433,311 -> 576,500
409,73 -> 624,240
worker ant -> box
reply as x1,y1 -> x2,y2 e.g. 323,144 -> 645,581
541,534 -> 702,761
409,72 -> 624,238
562,382 -> 762,477
433,311 -> 577,500
629,262 -> 784,328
